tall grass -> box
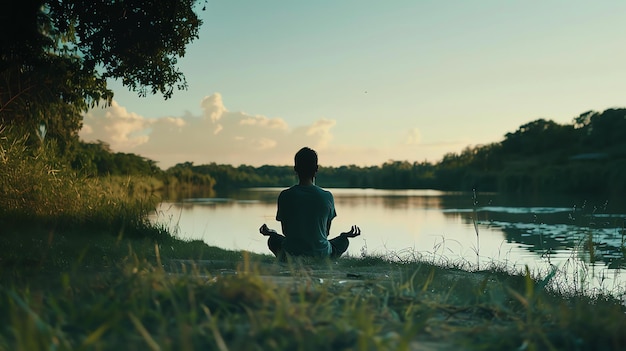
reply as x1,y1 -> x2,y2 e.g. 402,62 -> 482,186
2,248 -> 626,351
472,188 -> 481,270
0,126 -> 159,231
0,125 -> 182,272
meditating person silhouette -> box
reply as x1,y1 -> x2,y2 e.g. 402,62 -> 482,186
259,147 -> 361,260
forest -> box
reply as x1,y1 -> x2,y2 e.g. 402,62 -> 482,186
1,2 -> 623,198
58,108 -> 626,197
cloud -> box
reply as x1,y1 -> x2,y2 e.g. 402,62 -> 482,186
80,93 -> 337,168
80,93 -> 469,168
403,128 -> 421,145
80,100 -> 153,149
304,119 -> 335,148
201,93 -> 226,122
239,115 -> 288,130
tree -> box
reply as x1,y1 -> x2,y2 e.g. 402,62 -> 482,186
501,119 -> 575,155
1,0 -> 204,150
580,109 -> 626,150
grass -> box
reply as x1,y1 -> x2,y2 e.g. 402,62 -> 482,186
2,127 -> 626,350
3,236 -> 626,351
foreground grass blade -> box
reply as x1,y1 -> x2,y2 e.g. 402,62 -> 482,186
128,313 -> 161,351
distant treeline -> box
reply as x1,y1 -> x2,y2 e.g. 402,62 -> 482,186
70,108 -> 626,196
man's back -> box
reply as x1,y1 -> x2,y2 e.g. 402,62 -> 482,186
276,184 -> 336,257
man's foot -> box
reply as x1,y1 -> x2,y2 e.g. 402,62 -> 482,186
259,224 -> 278,236
341,225 -> 361,238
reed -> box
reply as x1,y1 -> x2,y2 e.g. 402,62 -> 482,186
0,126 -> 160,232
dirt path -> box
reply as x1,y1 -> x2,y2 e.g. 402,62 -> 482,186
165,259 -> 501,350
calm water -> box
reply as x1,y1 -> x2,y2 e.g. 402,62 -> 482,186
151,188 -> 626,293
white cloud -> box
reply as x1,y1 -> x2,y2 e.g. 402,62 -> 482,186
213,124 -> 223,135
239,115 -> 288,130
201,93 -> 226,122
257,138 -> 278,150
304,119 -> 335,148
81,124 -> 93,135
404,128 -> 421,145
80,93 -> 466,168
80,93 -> 339,168
80,100 -> 152,149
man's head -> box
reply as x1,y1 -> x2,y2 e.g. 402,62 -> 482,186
294,147 -> 318,180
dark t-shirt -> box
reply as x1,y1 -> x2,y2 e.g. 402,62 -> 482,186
276,184 -> 336,257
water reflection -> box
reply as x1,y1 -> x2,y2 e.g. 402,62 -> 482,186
151,188 -> 626,292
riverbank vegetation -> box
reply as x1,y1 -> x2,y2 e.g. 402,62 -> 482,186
6,108 -> 620,201
63,108 -> 620,199
171,109 -> 626,197
2,126 -> 626,350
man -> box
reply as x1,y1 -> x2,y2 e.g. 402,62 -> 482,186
259,147 -> 361,260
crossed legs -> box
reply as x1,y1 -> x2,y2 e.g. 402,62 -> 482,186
260,224 -> 357,259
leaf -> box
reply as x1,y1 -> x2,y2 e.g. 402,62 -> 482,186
537,265 -> 558,291
81,323 -> 110,347
524,265 -> 534,300
128,313 -> 161,351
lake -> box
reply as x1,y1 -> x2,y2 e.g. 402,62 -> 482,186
151,187 -> 626,294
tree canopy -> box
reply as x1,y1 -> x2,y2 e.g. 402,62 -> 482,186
0,0 -> 204,149
153,109 -> 626,197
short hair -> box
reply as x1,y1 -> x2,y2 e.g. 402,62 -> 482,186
294,147 -> 318,178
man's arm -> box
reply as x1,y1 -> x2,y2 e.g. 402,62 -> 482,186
326,219 -> 332,237
281,222 -> 288,238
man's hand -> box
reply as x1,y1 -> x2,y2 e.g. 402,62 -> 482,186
341,225 -> 361,238
259,224 -> 278,236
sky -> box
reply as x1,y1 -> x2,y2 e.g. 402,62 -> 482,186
79,1 -> 626,169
